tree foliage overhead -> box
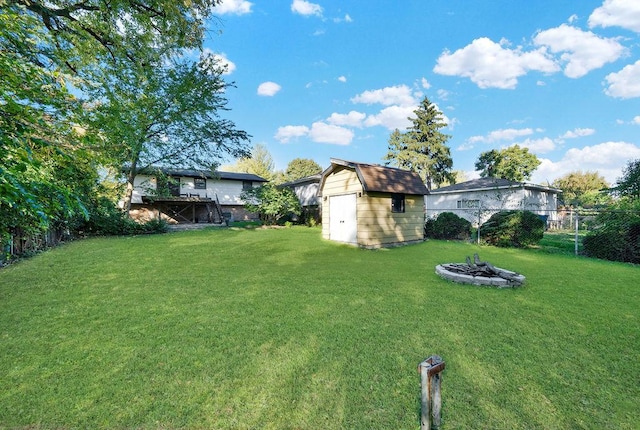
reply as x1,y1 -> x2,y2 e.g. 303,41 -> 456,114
88,53 -> 251,212
475,145 -> 541,182
552,171 -> 611,208
1,4 -> 95,234
2,0 -> 251,224
384,96 -> 454,189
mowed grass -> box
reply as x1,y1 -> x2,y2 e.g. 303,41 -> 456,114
0,227 -> 638,429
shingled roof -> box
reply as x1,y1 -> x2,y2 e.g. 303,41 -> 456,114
137,166 -> 268,183
321,159 -> 429,195
431,177 -> 561,194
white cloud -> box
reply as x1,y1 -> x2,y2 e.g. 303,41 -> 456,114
308,122 -> 354,145
257,81 -> 282,96
364,105 -> 417,130
420,78 -> 431,89
515,137 -> 556,154
334,14 -> 353,23
291,0 -> 323,17
437,89 -> 450,100
560,128 -> 596,139
604,60 -> 640,98
274,125 -> 309,143
212,52 -> 236,75
433,37 -> 559,89
216,0 -> 253,15
531,141 -> 640,184
326,111 -> 366,127
351,84 -> 418,106
588,0 -> 640,33
533,24 -> 626,78
470,128 -> 535,144
633,116 -> 640,124
338,75 -> 347,82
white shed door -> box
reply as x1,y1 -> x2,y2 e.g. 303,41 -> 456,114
329,194 -> 357,244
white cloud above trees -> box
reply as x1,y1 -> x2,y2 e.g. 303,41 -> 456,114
216,0 -> 253,15
433,37 -> 558,89
291,0 -> 323,17
588,0 -> 640,33
533,24 -> 626,78
257,81 -> 282,96
604,60 -> 640,98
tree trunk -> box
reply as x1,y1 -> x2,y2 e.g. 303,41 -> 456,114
122,158 -> 139,215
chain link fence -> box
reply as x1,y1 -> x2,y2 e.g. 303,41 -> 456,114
426,207 -> 640,263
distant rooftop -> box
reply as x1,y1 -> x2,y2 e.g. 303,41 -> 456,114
137,166 -> 268,183
432,177 -> 561,194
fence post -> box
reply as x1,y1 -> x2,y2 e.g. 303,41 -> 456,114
418,355 -> 445,430
574,211 -> 579,256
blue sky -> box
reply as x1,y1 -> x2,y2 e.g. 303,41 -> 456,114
205,0 -> 640,186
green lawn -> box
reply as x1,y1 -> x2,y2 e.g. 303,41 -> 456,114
0,226 -> 638,429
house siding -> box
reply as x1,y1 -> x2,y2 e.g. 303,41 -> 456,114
426,186 -> 559,226
129,174 -> 261,222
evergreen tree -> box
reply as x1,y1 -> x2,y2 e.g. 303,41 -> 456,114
384,97 -> 453,189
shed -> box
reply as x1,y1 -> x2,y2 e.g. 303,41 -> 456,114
318,158 -> 429,248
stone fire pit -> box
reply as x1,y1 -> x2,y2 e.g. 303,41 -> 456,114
436,253 -> 525,288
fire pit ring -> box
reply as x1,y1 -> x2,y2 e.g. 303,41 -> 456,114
436,254 -> 525,288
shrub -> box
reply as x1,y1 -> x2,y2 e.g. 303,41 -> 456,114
582,205 -> 640,263
480,210 -> 544,248
76,197 -> 168,236
425,212 -> 472,240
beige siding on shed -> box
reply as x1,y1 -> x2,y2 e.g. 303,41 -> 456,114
357,193 -> 424,247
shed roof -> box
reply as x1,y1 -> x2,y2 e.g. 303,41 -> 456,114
431,177 -> 561,194
137,166 -> 268,183
320,159 -> 429,195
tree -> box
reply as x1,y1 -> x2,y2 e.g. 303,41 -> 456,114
87,54 -> 250,213
284,158 -> 323,182
610,159 -> 640,201
384,97 -> 454,189
1,5 -> 95,235
241,184 -> 301,225
226,144 -> 275,181
552,171 -> 611,207
475,145 -> 540,181
2,0 -> 229,228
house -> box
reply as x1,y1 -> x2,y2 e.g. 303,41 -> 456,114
425,177 -> 561,227
127,167 -> 268,224
279,174 -> 322,224
318,158 -> 429,248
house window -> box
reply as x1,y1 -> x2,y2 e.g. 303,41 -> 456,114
391,193 -> 405,213
242,180 -> 253,190
457,199 -> 480,209
194,177 -> 206,189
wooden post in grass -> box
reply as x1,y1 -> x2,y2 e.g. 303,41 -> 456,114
418,355 -> 445,430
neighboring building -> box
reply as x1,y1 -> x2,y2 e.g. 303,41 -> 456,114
279,174 -> 322,224
318,158 -> 429,248
127,167 -> 268,224
426,177 -> 561,227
